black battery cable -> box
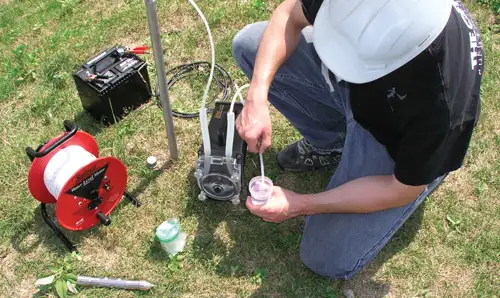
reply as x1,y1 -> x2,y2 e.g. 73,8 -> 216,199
154,61 -> 234,118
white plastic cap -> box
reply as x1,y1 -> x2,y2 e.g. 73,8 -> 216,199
156,219 -> 180,243
146,156 -> 157,168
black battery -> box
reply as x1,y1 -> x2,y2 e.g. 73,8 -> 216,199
73,46 -> 152,124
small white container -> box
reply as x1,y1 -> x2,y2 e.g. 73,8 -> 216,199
249,176 -> 273,205
155,218 -> 187,255
146,156 -> 157,169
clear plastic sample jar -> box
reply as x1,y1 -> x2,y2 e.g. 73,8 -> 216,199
249,176 -> 273,205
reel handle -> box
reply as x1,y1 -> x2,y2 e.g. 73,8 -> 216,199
26,120 -> 78,161
96,211 -> 111,226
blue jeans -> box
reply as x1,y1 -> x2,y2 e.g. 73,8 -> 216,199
233,22 -> 446,279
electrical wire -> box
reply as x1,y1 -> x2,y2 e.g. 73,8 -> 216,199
155,61 -> 233,118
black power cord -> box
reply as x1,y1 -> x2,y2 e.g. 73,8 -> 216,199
155,61 -> 233,118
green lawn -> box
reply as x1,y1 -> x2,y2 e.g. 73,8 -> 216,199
0,0 -> 498,297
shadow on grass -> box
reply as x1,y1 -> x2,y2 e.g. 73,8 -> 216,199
175,147 -> 428,297
73,111 -> 105,136
148,238 -> 169,262
10,204 -> 107,256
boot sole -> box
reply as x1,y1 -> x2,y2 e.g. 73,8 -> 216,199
275,154 -> 334,173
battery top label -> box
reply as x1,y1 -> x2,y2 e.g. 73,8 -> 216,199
118,58 -> 138,72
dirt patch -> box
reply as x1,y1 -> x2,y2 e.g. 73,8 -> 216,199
13,277 -> 36,298
344,262 -> 392,298
0,247 -> 37,298
82,240 -> 125,272
432,263 -> 474,297
442,170 -> 476,202
84,0 -> 126,19
159,11 -> 195,35
0,247 -> 15,281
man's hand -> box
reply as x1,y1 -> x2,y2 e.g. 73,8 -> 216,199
235,0 -> 309,153
236,86 -> 272,153
246,186 -> 303,223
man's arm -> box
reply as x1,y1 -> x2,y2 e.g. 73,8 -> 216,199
251,0 -> 311,90
297,175 -> 427,214
246,175 -> 427,222
236,0 -> 310,153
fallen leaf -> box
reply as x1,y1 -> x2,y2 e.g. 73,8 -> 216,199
35,275 -> 55,286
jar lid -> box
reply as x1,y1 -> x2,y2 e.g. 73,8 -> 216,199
156,219 -> 180,243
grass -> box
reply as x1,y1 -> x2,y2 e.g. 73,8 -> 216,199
0,0 -> 498,297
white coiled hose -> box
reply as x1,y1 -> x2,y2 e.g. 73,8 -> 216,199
43,146 -> 96,199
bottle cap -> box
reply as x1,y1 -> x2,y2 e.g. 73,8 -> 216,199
146,156 -> 157,168
156,219 -> 180,243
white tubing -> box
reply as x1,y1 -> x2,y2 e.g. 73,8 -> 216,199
259,152 -> 265,182
226,84 -> 249,158
188,0 -> 215,110
231,83 -> 264,180
229,84 -> 250,113
225,112 -> 235,158
43,146 -> 96,199
188,0 -> 250,161
199,108 -> 211,158
233,82 -> 246,105
189,0 -> 215,158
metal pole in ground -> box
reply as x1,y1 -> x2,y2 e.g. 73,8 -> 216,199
144,0 -> 179,160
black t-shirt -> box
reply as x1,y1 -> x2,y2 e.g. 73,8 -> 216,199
302,0 -> 484,186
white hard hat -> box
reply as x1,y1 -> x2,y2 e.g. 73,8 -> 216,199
313,0 -> 453,84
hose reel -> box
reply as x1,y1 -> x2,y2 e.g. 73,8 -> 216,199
26,120 -> 141,251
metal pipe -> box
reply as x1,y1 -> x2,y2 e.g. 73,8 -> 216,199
77,276 -> 154,291
144,0 -> 179,160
